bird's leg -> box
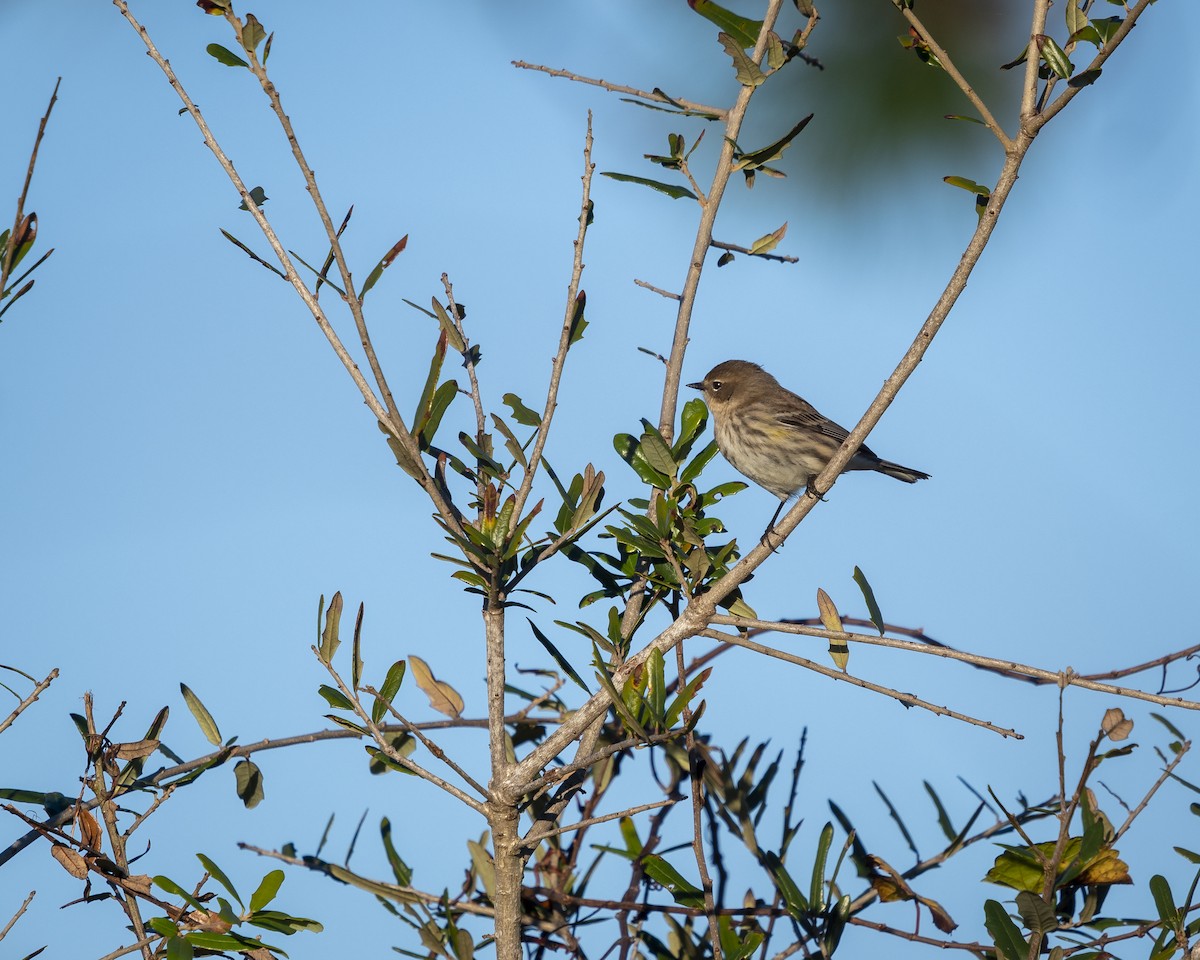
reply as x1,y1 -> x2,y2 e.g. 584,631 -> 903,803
760,499 -> 788,549
803,475 -> 827,502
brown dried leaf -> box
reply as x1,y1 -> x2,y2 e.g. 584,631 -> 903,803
1102,707 -> 1133,741
51,843 -> 88,878
113,738 -> 160,760
409,655 -> 464,718
76,806 -> 102,852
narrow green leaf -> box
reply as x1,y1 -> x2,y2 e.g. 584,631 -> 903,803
180,684 -> 222,746
943,176 -> 990,197
689,0 -> 762,48
359,235 -> 408,302
924,780 -> 956,841
528,619 -> 590,693
351,602 -> 364,691
196,854 -> 243,908
809,822 -> 834,908
319,591 -> 343,663
734,115 -> 813,171
852,566 -> 886,636
642,854 -> 704,907
1150,874 -> 1181,930
205,43 -> 248,68
417,380 -> 457,447
763,851 -> 809,918
600,172 -> 697,200
249,869 -> 285,913
380,817 -> 413,885
430,297 -> 466,352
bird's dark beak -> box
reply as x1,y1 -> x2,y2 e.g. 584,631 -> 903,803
686,381 -> 704,391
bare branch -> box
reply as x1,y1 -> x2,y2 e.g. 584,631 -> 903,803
512,61 -> 727,120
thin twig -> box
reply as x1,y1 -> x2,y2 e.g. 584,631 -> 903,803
893,5 -> 1011,148
511,112 -> 596,526
0,891 -> 34,942
1033,0 -> 1155,130
1,78 -> 60,297
111,1 -> 466,543
704,629 -> 1021,737
319,652 -> 488,813
523,798 -> 678,846
1113,737 -> 1190,841
710,238 -> 799,264
633,279 -> 681,300
0,668 -> 58,736
712,615 -> 1200,711
512,62 -> 726,120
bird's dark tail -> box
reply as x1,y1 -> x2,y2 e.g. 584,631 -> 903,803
875,459 -> 930,483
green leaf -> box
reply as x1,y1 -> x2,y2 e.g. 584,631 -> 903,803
852,566 -> 886,636
748,222 -> 787,257
371,660 -> 406,724
430,298 -> 466,352
318,684 -> 354,710
237,186 -> 268,211
196,854 -> 243,908
924,781 -> 957,842
984,899 -> 1029,960
763,851 -> 809,918
249,869 -> 285,913
380,817 -> 413,885
569,290 -> 588,346
180,684 -> 222,746
680,439 -> 720,486
638,424 -> 678,479
319,591 -> 343,663
154,875 -> 208,912
1015,891 -> 1058,936
503,392 -> 541,427
642,854 -> 704,907
944,114 -> 985,125
689,0 -> 762,48
360,235 -> 408,302
1150,874 -> 1181,930
600,172 -> 696,200
1065,1 -> 1088,36
943,176 -> 990,197
734,115 -> 813,171
234,759 -> 265,809
810,822 -> 834,908
1038,35 -> 1073,79
416,380 -> 457,447
240,14 -> 266,54
718,32 -> 766,86
206,43 -> 248,68
528,619 -> 590,693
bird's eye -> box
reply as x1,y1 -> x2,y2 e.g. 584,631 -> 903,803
711,380 -> 722,391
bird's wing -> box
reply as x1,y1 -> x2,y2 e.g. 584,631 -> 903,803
775,400 -> 851,443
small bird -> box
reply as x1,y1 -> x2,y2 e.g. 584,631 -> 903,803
687,360 -> 929,535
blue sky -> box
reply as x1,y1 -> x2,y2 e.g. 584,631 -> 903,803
2,1 -> 1198,957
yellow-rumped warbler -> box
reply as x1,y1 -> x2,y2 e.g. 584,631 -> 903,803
687,360 -> 929,531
